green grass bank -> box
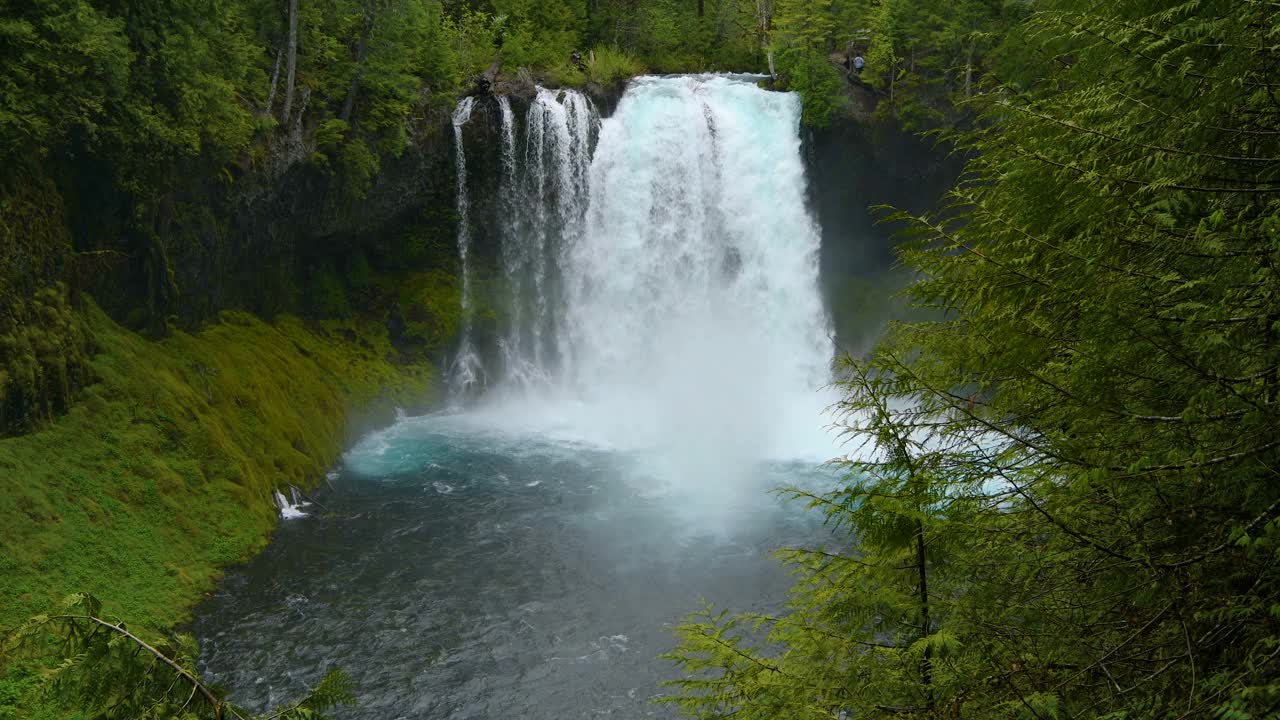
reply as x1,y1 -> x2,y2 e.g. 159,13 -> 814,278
0,301 -> 433,637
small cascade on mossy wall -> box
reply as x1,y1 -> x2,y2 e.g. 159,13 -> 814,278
448,96 -> 483,398
272,487 -> 310,519
448,76 -> 833,461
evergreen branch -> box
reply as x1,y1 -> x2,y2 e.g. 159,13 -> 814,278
1052,10 -> 1270,52
1113,88 -> 1280,137
683,627 -> 791,679
1064,21 -> 1280,89
996,97 -> 1277,164
1157,496 -> 1280,569
42,614 -> 225,718
987,463 -> 1138,564
1051,604 -> 1174,693
1018,148 -> 1280,194
965,201 -> 1163,282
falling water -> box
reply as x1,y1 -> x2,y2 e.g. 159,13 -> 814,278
493,88 -> 598,387
564,75 -> 833,467
480,75 -> 834,472
450,96 -> 483,396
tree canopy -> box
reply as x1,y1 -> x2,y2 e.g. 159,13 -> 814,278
667,0 -> 1280,717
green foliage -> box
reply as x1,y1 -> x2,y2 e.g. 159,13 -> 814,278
394,269 -> 464,355
0,0 -> 266,178
492,0 -> 585,70
772,45 -> 844,127
299,0 -> 456,141
585,0 -> 762,73
762,0 -> 1022,128
773,0 -> 835,52
586,46 -> 647,87
1,593 -> 355,719
337,136 -> 380,200
314,119 -> 351,150
0,284 -> 93,435
860,0 -> 1021,129
0,0 -> 128,161
0,176 -> 94,436
86,0 -> 263,192
442,8 -> 500,80
667,360 -> 969,718
667,1 -> 1280,718
0,301 -> 432,642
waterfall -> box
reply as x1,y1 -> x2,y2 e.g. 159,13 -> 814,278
560,75 -> 833,462
449,96 -> 482,396
454,75 -> 834,464
273,487 -> 310,519
497,88 -> 598,387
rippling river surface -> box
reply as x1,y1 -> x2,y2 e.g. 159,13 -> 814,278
194,411 -> 840,719
196,73 -> 846,719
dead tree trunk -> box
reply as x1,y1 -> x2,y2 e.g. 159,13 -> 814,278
757,0 -> 773,77
265,47 -> 283,116
281,0 -> 299,125
964,42 -> 974,98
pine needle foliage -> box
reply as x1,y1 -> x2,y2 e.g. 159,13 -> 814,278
2,593 -> 354,719
666,0 -> 1280,718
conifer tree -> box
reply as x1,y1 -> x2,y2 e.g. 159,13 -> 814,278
666,0 -> 1280,717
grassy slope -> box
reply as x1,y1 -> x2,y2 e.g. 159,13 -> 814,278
0,301 -> 433,635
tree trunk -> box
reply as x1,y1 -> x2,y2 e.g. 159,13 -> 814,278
265,47 -> 283,116
697,0 -> 704,17
757,0 -> 772,72
965,43 -> 974,98
899,438 -> 934,713
915,517 -> 934,710
281,0 -> 299,125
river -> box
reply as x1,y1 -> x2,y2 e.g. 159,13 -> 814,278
195,74 -> 846,719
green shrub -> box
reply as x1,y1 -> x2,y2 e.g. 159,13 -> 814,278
586,46 -> 646,85
774,46 -> 845,127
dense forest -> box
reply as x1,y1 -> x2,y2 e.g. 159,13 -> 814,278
1,0 -> 1013,436
5,0 -> 1279,718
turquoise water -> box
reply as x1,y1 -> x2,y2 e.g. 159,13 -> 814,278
194,411 -> 842,719
195,74 -> 846,719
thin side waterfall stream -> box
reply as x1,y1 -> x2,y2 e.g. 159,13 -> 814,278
195,76 -> 844,719
450,96 -> 483,395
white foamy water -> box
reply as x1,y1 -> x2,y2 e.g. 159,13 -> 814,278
273,488 -> 310,519
449,96 -> 483,397
497,87 -> 598,387
443,75 -> 837,496
437,75 -> 839,507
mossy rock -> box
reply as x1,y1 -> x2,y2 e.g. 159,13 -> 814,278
0,174 -> 94,436
0,283 -> 94,436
